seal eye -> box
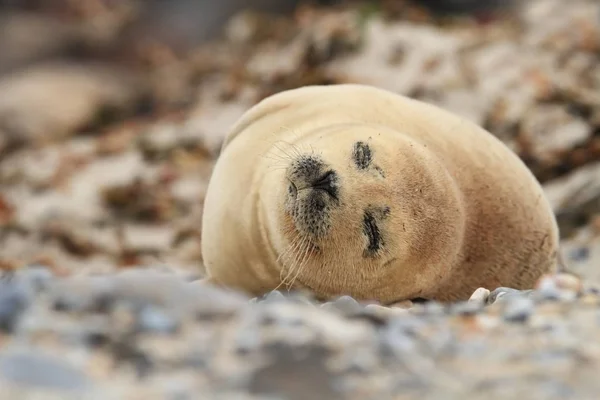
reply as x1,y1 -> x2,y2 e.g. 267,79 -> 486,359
363,211 -> 382,254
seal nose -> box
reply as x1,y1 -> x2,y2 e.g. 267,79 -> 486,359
310,170 -> 338,199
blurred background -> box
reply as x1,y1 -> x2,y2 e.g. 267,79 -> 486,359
0,0 -> 599,283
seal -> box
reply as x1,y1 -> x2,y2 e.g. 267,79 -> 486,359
200,84 -> 559,304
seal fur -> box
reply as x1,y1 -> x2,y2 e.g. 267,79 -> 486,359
200,84 -> 559,304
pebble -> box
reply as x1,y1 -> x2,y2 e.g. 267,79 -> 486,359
502,295 -> 535,323
0,350 -> 90,391
487,287 -> 533,305
260,290 -> 288,304
0,278 -> 32,333
535,273 -> 582,302
569,246 -> 590,262
468,287 -> 491,304
14,264 -> 55,293
320,295 -> 363,315
137,306 -> 179,335
363,304 -> 409,319
449,300 -> 483,316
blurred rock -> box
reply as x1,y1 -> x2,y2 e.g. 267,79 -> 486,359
0,62 -> 142,147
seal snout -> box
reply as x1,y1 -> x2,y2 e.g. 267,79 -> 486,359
286,154 -> 339,201
284,154 -> 340,240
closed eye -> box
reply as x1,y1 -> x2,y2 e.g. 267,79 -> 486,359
363,211 -> 382,255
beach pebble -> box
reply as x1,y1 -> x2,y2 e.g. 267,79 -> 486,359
469,287 -> 491,304
321,295 -> 363,314
0,278 -> 32,333
502,295 -> 535,323
0,350 -> 91,391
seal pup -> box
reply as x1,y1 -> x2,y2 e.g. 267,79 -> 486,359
200,84 -> 559,304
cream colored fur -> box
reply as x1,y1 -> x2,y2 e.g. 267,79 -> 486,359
200,84 -> 559,304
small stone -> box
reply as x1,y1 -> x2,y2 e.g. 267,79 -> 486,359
50,276 -> 116,313
535,274 -> 581,302
0,278 -> 31,333
261,290 -> 288,304
580,293 -> 600,306
536,276 -> 562,300
469,287 -> 491,304
569,247 -> 590,262
137,306 -> 179,335
14,264 -> 55,293
321,295 -> 363,314
487,287 -> 532,305
248,343 -> 339,400
419,300 -> 447,316
502,295 -> 535,323
389,300 -> 414,309
364,304 -> 408,318
0,350 -> 90,391
553,273 -> 583,294
450,300 -> 483,316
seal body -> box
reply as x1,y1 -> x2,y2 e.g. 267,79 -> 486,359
201,84 -> 559,304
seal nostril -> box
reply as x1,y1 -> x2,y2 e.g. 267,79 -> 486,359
311,170 -> 338,199
288,181 -> 298,198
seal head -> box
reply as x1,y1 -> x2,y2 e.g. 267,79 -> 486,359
259,123 -> 465,303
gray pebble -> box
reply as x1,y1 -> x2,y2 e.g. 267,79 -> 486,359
261,290 -> 288,304
137,306 -> 179,334
502,295 -> 535,323
536,278 -> 563,301
412,300 -> 447,317
487,287 -> 533,305
568,246 -> 589,262
14,264 -> 55,293
0,278 -> 31,333
320,296 -> 363,314
449,300 -> 483,316
50,276 -> 116,313
248,343 -> 340,400
0,350 -> 90,391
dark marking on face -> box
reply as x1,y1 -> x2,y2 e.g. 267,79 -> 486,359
352,142 -> 372,170
363,211 -> 381,253
362,206 -> 390,257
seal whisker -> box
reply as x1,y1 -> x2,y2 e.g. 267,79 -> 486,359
287,234 -> 309,286
276,235 -> 300,273
261,147 -> 293,164
284,233 -> 312,290
271,142 -> 296,161
277,243 -> 301,290
275,234 -> 306,290
288,235 -> 313,290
